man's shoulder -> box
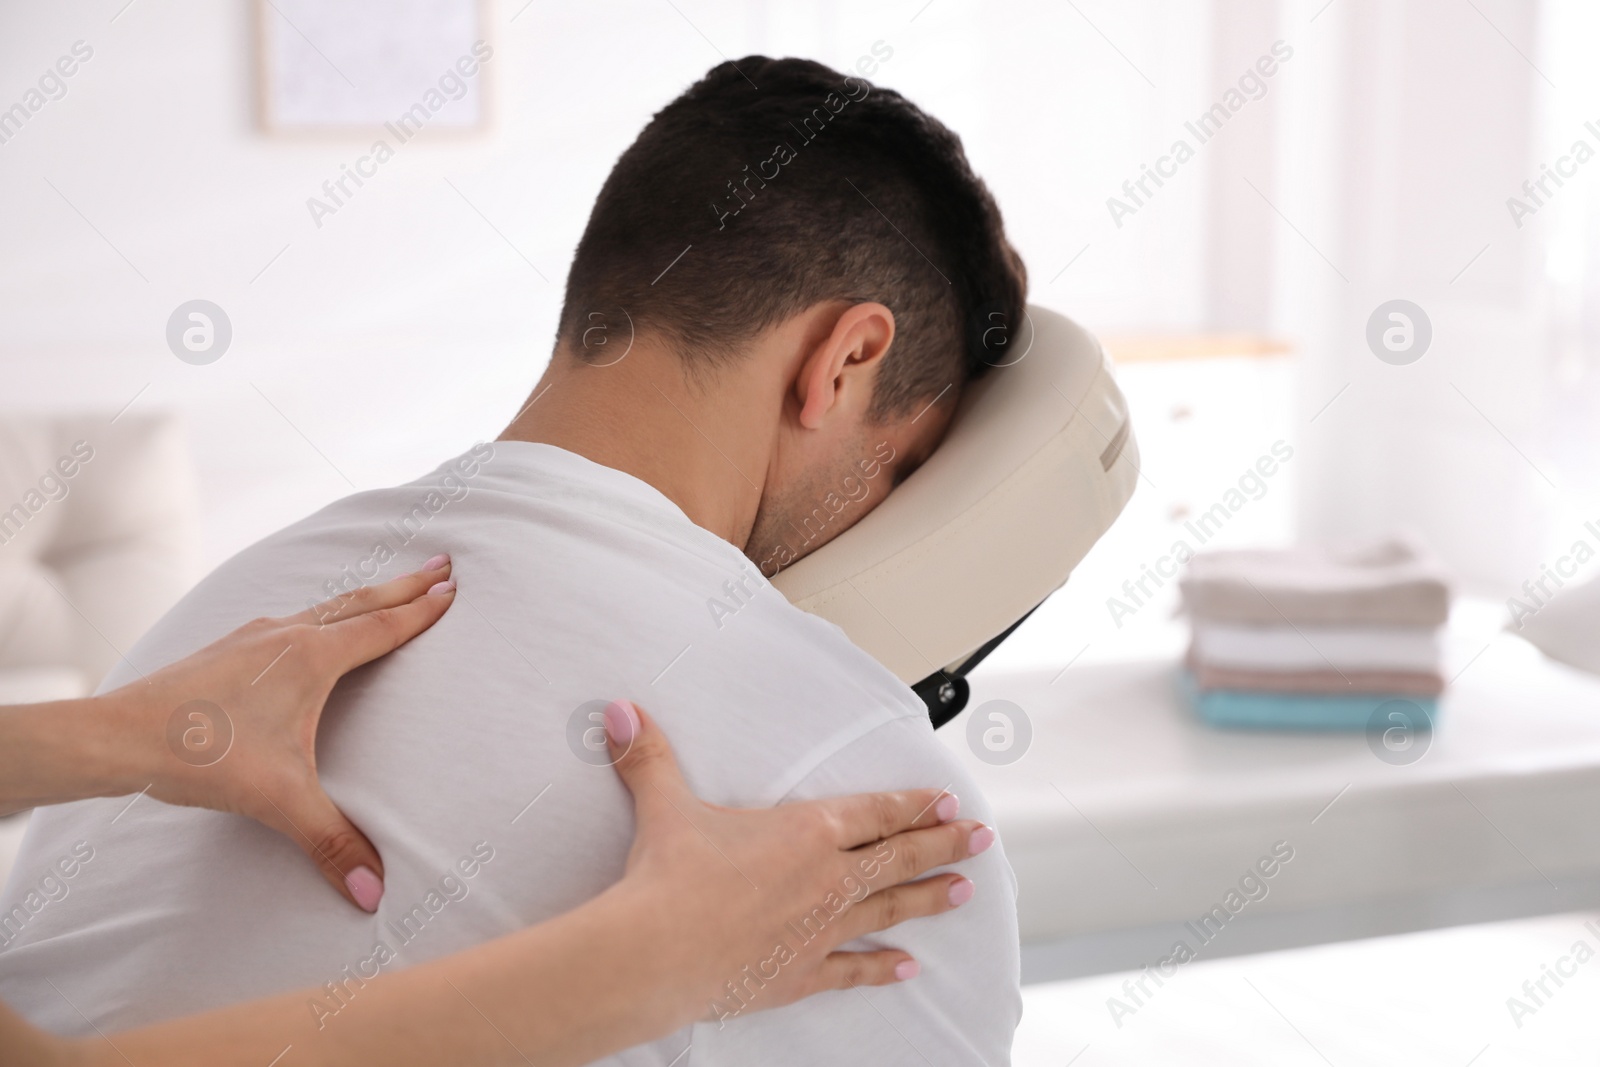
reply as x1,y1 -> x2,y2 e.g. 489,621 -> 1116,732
99,442 -> 712,685
632,562 -> 937,799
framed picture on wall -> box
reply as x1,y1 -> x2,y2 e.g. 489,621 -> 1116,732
256,0 -> 492,135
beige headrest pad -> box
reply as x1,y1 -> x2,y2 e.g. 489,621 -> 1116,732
771,305 -> 1139,683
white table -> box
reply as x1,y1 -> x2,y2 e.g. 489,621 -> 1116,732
1014,910 -> 1600,1066
950,600 -> 1600,981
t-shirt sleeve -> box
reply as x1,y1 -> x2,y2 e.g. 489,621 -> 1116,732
687,714 -> 1023,1067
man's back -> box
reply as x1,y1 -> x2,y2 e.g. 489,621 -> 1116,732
0,442 -> 1019,1065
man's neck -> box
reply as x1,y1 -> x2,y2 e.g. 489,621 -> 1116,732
499,347 -> 777,548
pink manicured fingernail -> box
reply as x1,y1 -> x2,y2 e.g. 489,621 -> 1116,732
603,699 -> 639,746
346,866 -> 383,912
893,959 -> 920,981
934,794 -> 960,822
948,877 -> 975,907
968,826 -> 995,856
428,579 -> 456,596
422,554 -> 450,571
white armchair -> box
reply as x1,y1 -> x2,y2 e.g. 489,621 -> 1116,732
0,413 -> 200,701
0,411 -> 201,885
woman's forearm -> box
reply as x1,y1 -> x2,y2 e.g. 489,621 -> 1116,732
0,696 -> 148,815
1,674 -> 984,1067
64,882 -> 684,1067
23,703 -> 987,1067
0,571 -> 989,1067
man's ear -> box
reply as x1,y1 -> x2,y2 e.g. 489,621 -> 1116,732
797,302 -> 896,430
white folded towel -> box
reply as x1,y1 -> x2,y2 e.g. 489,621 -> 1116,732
1180,537 -> 1451,627
1191,622 -> 1442,673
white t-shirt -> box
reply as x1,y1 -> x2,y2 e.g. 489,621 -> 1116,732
0,442 -> 1020,1065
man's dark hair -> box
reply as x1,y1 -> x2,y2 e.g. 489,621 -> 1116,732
557,55 -> 1027,420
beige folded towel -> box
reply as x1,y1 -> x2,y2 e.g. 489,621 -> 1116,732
1180,537 -> 1451,627
1186,651 -> 1445,696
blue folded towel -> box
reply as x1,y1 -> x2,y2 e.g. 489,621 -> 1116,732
1178,671 -> 1439,731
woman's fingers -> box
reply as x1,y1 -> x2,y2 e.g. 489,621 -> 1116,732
255,779 -> 385,913
810,949 -> 923,994
604,701 -> 695,830
246,560 -> 457,907
814,787 -> 961,850
289,556 -> 454,627
851,818 -> 993,889
836,872 -> 974,944
591,702 -> 994,1019
313,574 -> 458,675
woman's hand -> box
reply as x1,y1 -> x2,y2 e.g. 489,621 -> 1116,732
94,559 -> 459,911
599,699 -> 995,1032
4,678 -> 1000,1067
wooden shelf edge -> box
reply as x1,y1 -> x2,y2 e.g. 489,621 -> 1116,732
1102,334 -> 1296,363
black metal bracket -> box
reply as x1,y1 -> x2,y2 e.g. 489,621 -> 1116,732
913,604 -> 1040,729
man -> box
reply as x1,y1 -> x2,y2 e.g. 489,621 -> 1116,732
0,56 -> 1027,1064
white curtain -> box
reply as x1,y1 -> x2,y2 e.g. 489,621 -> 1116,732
1532,0 -> 1600,532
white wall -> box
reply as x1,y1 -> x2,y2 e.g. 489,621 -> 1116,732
5,0 -> 1585,609
0,0 -> 1212,567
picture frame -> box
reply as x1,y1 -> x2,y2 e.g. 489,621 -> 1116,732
255,0 -> 493,137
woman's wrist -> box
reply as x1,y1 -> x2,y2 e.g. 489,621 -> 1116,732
89,683 -> 173,797
0,1000 -> 79,1067
49,878 -> 714,1067
577,865 -> 787,1036
551,879 -> 710,1040
0,691 -> 158,814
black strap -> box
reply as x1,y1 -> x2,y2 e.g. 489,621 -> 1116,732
913,603 -> 1040,729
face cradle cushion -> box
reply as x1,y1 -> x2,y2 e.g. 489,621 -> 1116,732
771,305 -> 1139,726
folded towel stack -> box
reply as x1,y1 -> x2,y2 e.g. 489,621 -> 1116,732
1179,539 -> 1451,729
